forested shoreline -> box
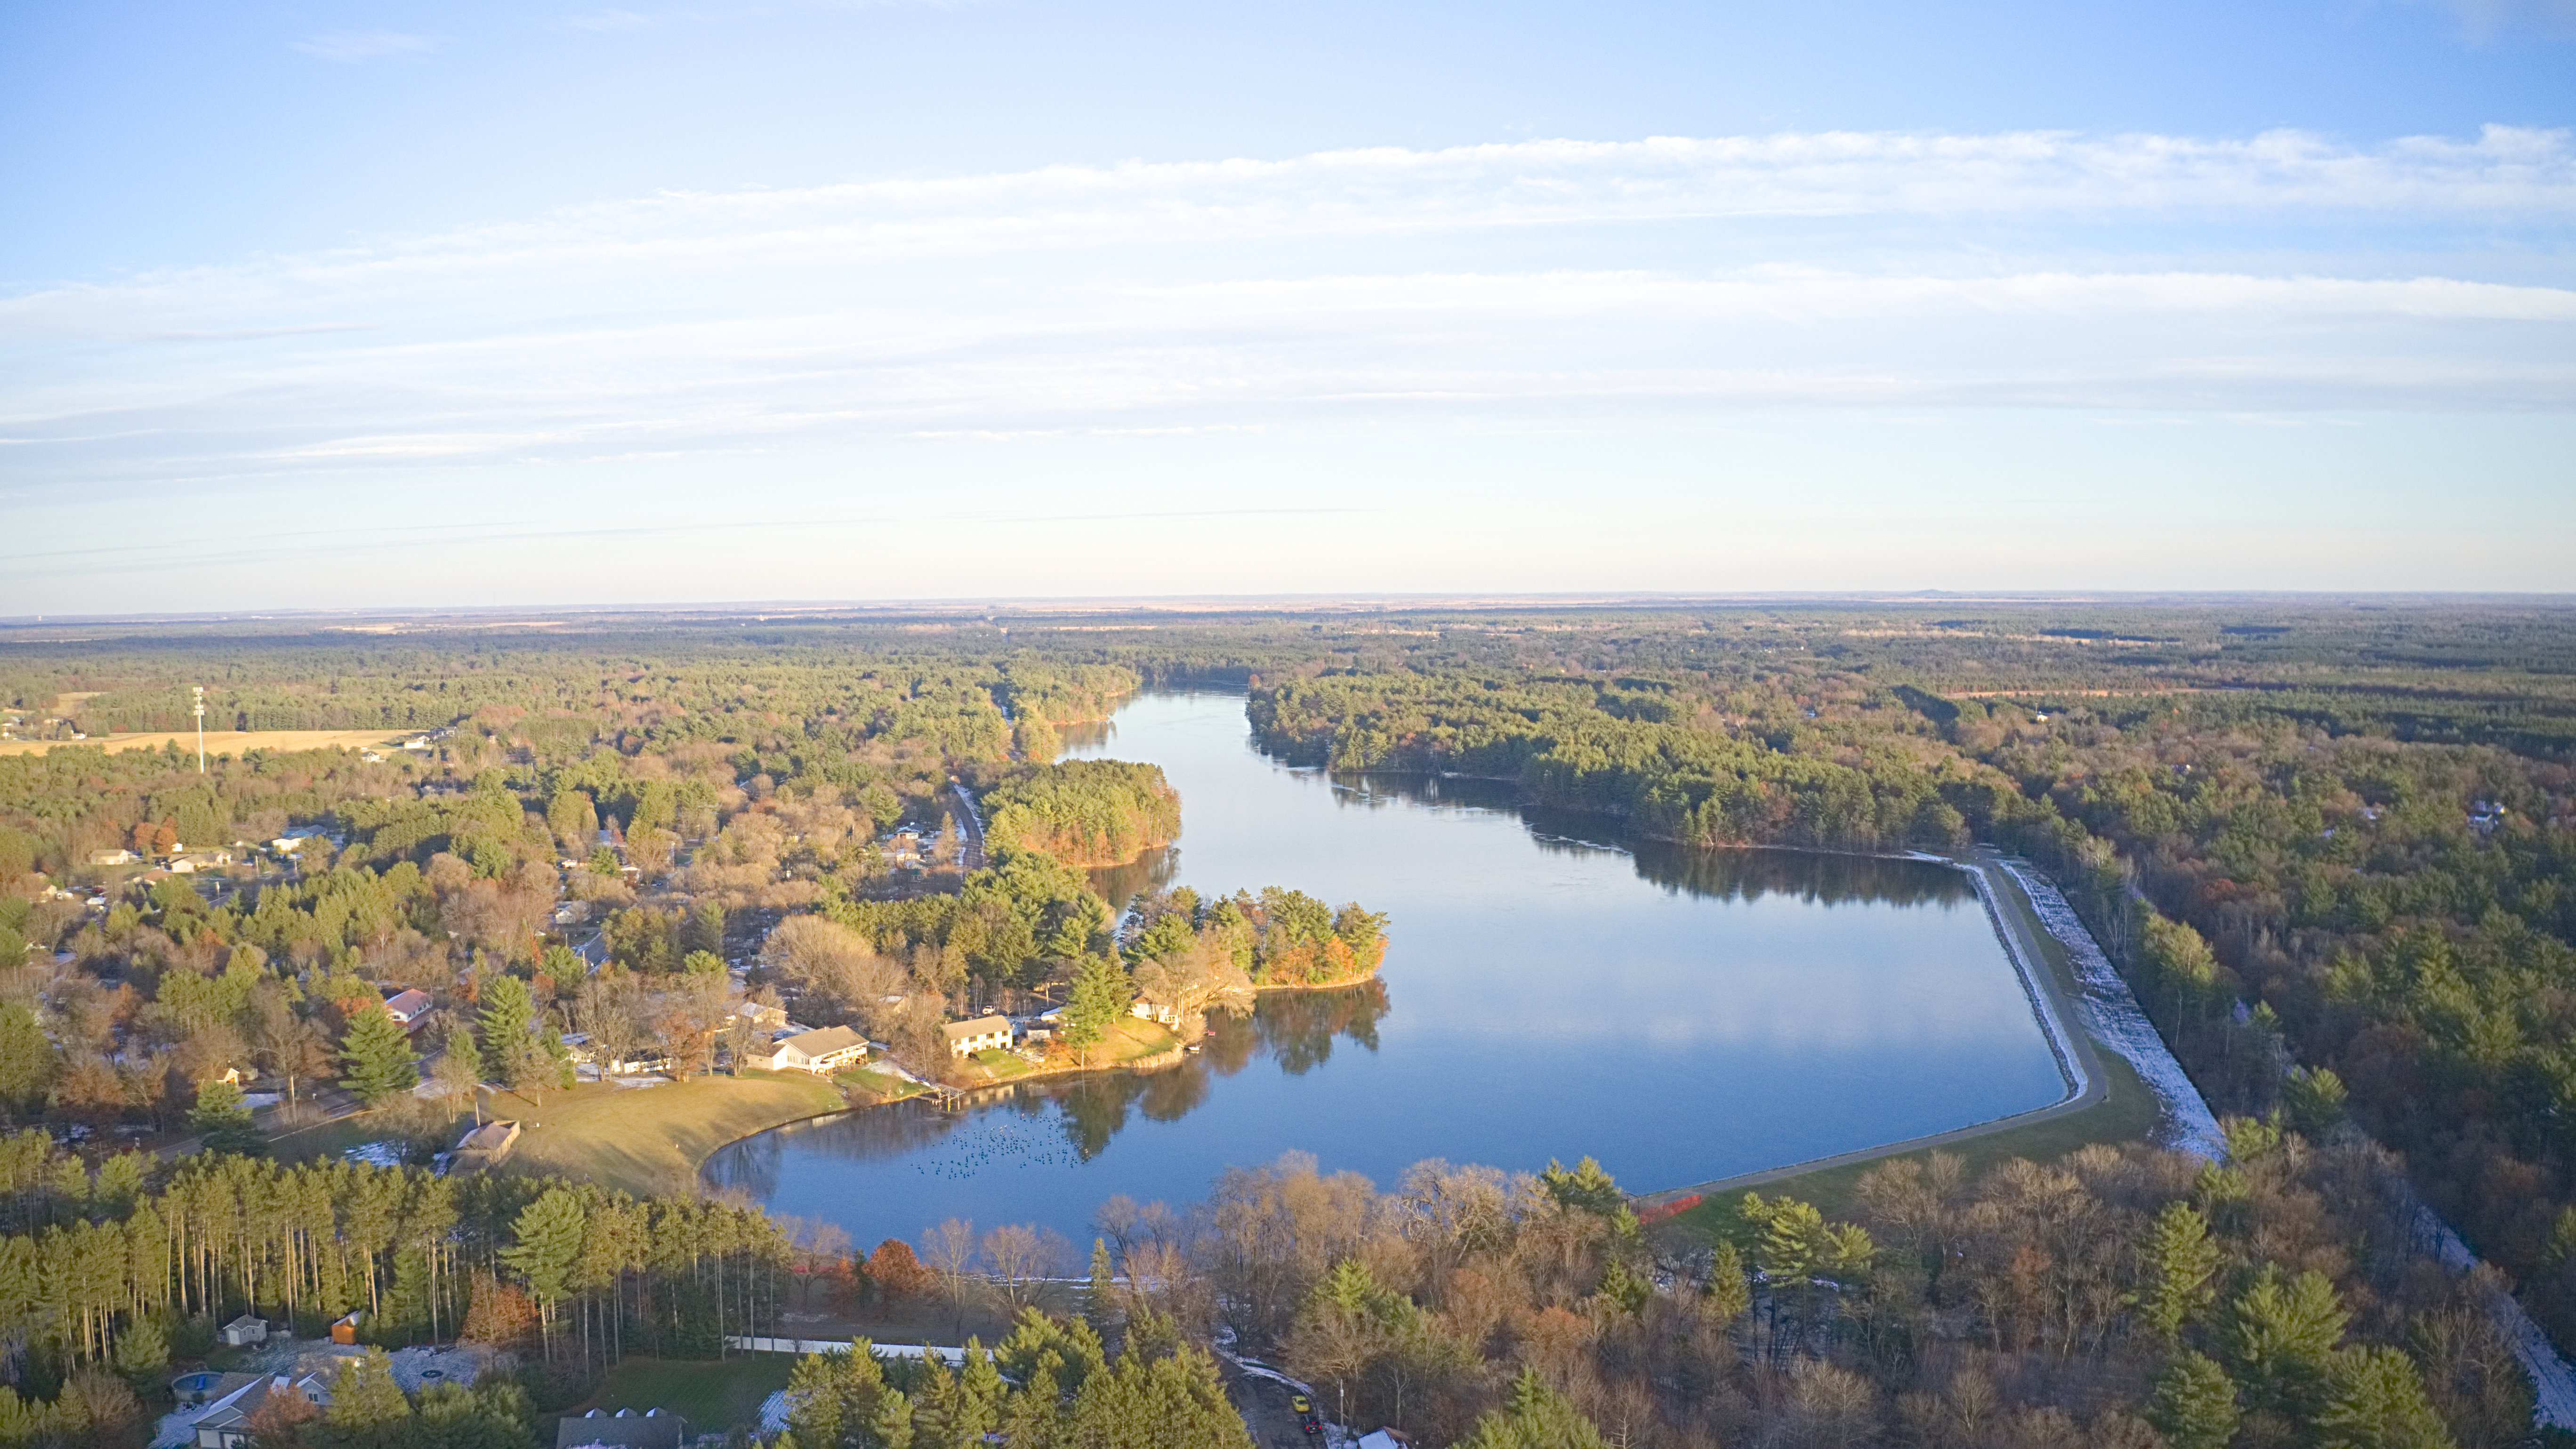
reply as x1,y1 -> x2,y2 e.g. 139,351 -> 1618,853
3,602 -> 2574,1447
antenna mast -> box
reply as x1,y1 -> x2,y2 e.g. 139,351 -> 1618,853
192,686 -> 206,774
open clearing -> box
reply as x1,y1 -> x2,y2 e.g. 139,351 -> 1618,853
559,1356 -> 795,1434
491,1071 -> 849,1199
0,728 -> 411,757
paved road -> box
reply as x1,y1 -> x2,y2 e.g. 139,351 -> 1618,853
948,782 -> 987,871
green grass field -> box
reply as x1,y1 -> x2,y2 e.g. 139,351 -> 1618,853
559,1355 -> 794,1434
837,1067 -> 927,1101
489,1071 -> 849,1198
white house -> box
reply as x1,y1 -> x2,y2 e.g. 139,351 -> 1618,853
381,989 -> 434,1027
943,1014 -> 1012,1057
762,1025 -> 869,1074
218,1314 -> 267,1347
191,1372 -> 332,1449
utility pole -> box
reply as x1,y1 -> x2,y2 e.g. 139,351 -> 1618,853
192,686 -> 206,774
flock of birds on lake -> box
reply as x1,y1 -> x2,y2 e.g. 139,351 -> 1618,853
905,1110 -> 1085,1180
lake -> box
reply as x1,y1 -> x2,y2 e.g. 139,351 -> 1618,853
702,691 -> 2068,1248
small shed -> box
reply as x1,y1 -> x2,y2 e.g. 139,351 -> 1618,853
330,1311 -> 362,1345
449,1120 -> 522,1175
218,1314 -> 267,1347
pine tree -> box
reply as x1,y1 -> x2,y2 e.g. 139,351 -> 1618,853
478,975 -> 539,1090
1062,955 -> 1134,1065
785,1352 -> 846,1448
2150,1351 -> 2241,1449
1087,1239 -> 1120,1338
1453,1368 -> 1608,1449
326,1349 -> 413,1449
1702,1241 -> 1752,1323
2315,1346 -> 2454,1449
434,1027 -> 486,1124
187,1081 -> 265,1156
0,1001 -> 51,1110
111,1316 -> 168,1381
2231,1265 -> 2350,1418
499,1188 -> 586,1360
2139,1201 -> 2224,1339
338,1007 -> 419,1105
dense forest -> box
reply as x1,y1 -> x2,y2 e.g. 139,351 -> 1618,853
3,602 -> 2575,1446
979,759 -> 1181,867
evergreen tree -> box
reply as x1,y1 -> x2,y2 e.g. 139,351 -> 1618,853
434,1027 -> 487,1124
415,1380 -> 542,1449
2139,1201 -> 2224,1339
2231,1265 -> 2350,1419
2315,1347 -> 2456,1449
1702,1240 -> 1752,1323
499,1187 -> 586,1360
1087,1238 -> 1120,1338
326,1349 -> 413,1449
0,1001 -> 51,1110
1062,955 -> 1134,1064
338,1007 -> 419,1104
478,975 -> 539,1090
785,1351 -> 846,1448
2151,1352 -> 2242,1449
1454,1368 -> 1610,1449
111,1316 -> 168,1382
187,1080 -> 265,1155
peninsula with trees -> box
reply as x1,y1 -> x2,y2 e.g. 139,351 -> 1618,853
3,601 -> 2575,1447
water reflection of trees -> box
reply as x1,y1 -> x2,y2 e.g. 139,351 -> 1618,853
721,980 -> 1395,1175
1312,769 -> 1970,908
1615,837 -> 1969,906
1086,844 -> 1180,906
1046,980 -> 1390,1160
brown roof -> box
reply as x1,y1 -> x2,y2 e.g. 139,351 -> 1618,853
942,1014 -> 1011,1040
776,1025 -> 867,1058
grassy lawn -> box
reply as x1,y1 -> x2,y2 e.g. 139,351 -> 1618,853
1113,1019 -> 1177,1057
837,1067 -> 926,1101
970,1048 -> 1034,1079
490,1071 -> 849,1198
268,1107 -> 465,1167
956,1019 -> 1179,1085
559,1355 -> 793,1434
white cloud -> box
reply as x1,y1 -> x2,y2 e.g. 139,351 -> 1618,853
291,31 -> 441,63
0,129 -> 2568,496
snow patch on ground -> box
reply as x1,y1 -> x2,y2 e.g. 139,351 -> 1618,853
1994,860 -> 2576,1428
342,1141 -> 406,1168
1997,861 -> 2226,1159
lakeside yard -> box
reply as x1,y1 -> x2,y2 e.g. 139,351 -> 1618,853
269,1071 -> 849,1199
492,1071 -> 849,1198
951,1015 -> 1183,1087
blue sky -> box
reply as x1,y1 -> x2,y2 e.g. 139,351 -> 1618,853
3,0 -> 2572,611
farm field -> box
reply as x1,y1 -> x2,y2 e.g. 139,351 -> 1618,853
0,728 -> 410,757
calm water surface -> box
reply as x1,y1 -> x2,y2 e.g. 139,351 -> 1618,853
703,692 -> 2065,1245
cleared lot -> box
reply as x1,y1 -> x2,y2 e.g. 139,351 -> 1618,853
0,728 -> 410,757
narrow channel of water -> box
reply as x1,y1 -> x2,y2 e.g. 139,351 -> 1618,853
703,692 -> 2066,1248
